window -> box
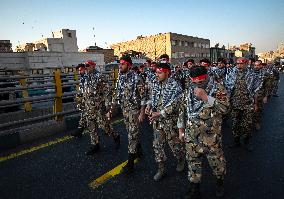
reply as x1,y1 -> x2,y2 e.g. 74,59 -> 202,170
181,41 -> 185,46
171,40 -> 177,46
198,43 -> 202,48
179,52 -> 184,58
184,52 -> 190,57
206,44 -> 210,48
185,42 -> 188,46
194,43 -> 197,47
68,33 -> 72,38
179,41 -> 182,46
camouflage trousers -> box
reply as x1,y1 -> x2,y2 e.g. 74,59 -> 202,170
86,109 -> 118,145
253,100 -> 264,125
185,121 -> 226,183
78,112 -> 88,128
272,79 -> 279,95
152,118 -> 185,163
231,108 -> 253,139
122,107 -> 140,154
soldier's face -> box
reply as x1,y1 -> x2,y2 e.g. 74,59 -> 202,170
254,61 -> 262,70
187,62 -> 194,68
119,63 -> 128,73
156,71 -> 169,82
218,62 -> 225,69
236,62 -> 246,69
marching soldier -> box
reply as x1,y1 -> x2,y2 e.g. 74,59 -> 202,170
71,63 -> 88,138
178,65 -> 229,198
84,60 -> 120,155
225,57 -> 262,151
145,63 -> 185,181
107,55 -> 146,174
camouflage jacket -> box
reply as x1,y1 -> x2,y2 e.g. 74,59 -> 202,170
76,73 -> 88,110
113,70 -> 146,110
84,69 -> 112,111
225,67 -> 263,101
147,77 -> 182,118
177,80 -> 229,129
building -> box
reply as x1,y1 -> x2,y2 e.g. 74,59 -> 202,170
1,29 -> 105,73
16,29 -> 78,52
229,43 -> 256,59
210,44 -> 235,64
82,46 -> 115,64
111,32 -> 210,65
0,40 -> 13,52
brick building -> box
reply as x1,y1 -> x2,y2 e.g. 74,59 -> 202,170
111,32 -> 210,65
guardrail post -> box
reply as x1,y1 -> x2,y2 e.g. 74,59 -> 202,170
53,69 -> 63,121
113,68 -> 119,88
19,78 -> 32,112
74,70 -> 79,91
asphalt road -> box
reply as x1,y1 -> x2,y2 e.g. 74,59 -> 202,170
0,76 -> 283,199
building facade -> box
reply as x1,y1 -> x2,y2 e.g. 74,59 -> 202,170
16,29 -> 78,53
82,46 -> 115,64
111,32 -> 210,65
210,45 -> 235,64
0,40 -> 13,52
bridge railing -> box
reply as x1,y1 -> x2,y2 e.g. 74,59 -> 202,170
0,67 -> 118,131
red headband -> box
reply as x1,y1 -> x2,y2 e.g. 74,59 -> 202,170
156,67 -> 170,73
191,74 -> 207,81
201,62 -> 209,67
120,60 -> 131,66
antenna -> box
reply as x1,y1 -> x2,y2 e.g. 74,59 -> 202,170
93,27 -> 96,46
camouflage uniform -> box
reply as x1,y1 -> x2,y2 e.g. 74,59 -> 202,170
112,70 -> 146,154
148,77 -> 185,164
85,69 -> 118,145
76,73 -> 88,129
253,68 -> 268,126
178,79 -> 229,183
225,67 -> 262,141
272,65 -> 280,96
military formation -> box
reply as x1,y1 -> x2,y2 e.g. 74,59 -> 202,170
71,54 -> 280,199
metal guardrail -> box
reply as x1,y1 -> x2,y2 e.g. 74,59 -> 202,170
0,68 -> 118,131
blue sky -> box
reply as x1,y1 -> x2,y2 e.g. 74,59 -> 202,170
1,0 -> 284,53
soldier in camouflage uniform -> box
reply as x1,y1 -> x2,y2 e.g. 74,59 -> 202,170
252,60 -> 268,130
178,65 -> 229,198
225,57 -> 263,151
272,62 -> 280,97
108,55 -> 146,174
83,60 -> 120,155
71,63 -> 88,138
145,63 -> 185,181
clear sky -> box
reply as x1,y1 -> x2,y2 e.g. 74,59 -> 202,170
1,0 -> 284,53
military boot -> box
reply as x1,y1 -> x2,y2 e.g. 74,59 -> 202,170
113,134 -> 120,149
229,136 -> 241,148
153,162 -> 166,181
215,178 -> 224,198
184,182 -> 201,199
122,153 -> 135,175
176,157 -> 185,172
71,127 -> 83,138
244,136 -> 253,152
85,144 -> 100,155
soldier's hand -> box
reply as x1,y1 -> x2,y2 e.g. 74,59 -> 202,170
106,110 -> 112,120
138,111 -> 145,123
263,96 -> 268,104
254,104 -> 258,112
178,128 -> 185,141
145,105 -> 151,115
149,112 -> 161,123
194,87 -> 208,102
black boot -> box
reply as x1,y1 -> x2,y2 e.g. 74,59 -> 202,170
135,143 -> 143,159
185,182 -> 201,199
122,153 -> 135,174
113,134 -> 120,149
244,136 -> 253,152
71,127 -> 83,138
86,144 -> 100,155
229,137 -> 241,148
215,178 -> 224,198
